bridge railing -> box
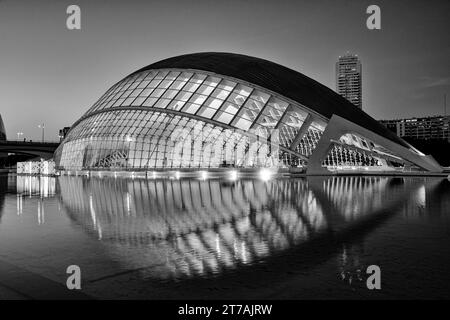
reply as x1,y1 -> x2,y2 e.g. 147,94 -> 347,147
3,140 -> 61,144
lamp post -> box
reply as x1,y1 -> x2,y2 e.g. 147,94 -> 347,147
17,132 -> 23,141
38,124 -> 45,142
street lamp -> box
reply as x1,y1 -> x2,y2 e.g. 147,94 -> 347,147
38,124 -> 45,142
17,132 -> 23,141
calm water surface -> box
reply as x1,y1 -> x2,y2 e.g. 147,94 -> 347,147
0,173 -> 450,299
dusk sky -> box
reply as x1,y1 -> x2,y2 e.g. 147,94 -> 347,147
0,0 -> 449,141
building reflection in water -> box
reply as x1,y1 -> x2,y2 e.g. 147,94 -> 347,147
0,175 -> 7,222
333,177 -> 445,287
16,176 -> 56,198
14,176 -> 56,222
54,175 -> 437,280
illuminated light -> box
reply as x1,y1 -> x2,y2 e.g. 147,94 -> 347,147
200,171 -> 208,180
98,172 -> 102,178
126,192 -> 131,213
228,170 -> 238,181
175,171 -> 180,179
152,171 -> 157,179
131,172 -> 135,179
416,185 -> 426,207
97,224 -> 103,240
89,195 -> 97,228
259,168 -> 272,181
114,171 -> 117,178
126,135 -> 134,142
364,167 -> 369,171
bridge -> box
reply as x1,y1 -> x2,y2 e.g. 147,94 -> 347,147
0,140 -> 59,159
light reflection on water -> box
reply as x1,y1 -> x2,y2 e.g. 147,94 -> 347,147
1,174 -> 450,296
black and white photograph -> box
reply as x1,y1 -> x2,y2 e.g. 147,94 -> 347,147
0,0 -> 450,312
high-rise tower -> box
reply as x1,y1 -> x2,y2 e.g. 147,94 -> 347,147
0,114 -> 6,141
336,53 -> 362,109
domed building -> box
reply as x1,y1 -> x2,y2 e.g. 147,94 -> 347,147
54,52 -> 442,174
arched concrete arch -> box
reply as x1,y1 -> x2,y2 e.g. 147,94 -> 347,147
306,115 -> 442,175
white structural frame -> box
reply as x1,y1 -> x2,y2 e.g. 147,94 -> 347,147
307,115 -> 443,175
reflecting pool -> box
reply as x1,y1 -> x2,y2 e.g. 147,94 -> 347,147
1,174 -> 450,299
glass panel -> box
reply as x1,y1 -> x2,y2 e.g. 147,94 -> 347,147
214,101 -> 238,123
256,96 -> 287,130
131,96 -> 147,106
196,84 -> 215,96
197,105 -> 218,119
266,96 -> 288,112
150,88 -> 165,98
148,79 -> 163,88
154,70 -> 169,79
203,76 -> 221,87
183,82 -> 201,92
311,119 -> 327,131
158,79 -> 173,89
122,97 -> 136,106
217,79 -> 236,91
210,88 -> 231,100
227,92 -> 247,107
154,98 -> 171,109
220,102 -> 239,115
250,90 -> 270,104
279,106 -> 308,129
139,88 -> 153,97
161,89 -> 178,100
142,97 -> 158,107
129,88 -> 143,98
167,100 -> 186,111
233,84 -> 252,97
165,71 -> 180,80
215,111 -> 234,124
234,117 -> 252,131
190,73 -> 207,83
204,97 -> 224,111
182,103 -> 201,114
178,72 -> 193,81
189,93 -> 208,105
169,80 -> 188,90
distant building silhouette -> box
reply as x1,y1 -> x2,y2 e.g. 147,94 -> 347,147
380,116 -> 450,141
59,127 -> 71,142
380,115 -> 450,166
0,114 -> 7,165
336,53 -> 362,109
0,113 -> 6,141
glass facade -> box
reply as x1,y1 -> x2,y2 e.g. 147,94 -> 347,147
55,67 -> 412,172
55,68 -> 331,171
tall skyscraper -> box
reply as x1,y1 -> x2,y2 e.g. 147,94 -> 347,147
336,53 -> 362,109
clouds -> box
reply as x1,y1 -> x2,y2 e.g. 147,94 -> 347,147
419,76 -> 450,88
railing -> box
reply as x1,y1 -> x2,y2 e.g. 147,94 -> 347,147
2,139 -> 60,144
